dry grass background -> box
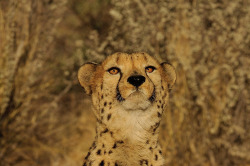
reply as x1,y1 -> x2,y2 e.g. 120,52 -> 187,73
0,0 -> 249,166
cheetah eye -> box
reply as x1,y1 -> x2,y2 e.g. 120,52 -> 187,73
108,67 -> 120,75
145,66 -> 156,73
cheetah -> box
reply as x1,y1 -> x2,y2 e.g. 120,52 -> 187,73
78,52 -> 176,166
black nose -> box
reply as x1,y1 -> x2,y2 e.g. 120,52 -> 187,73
127,75 -> 145,87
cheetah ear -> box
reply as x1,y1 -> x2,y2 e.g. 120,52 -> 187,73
161,62 -> 176,90
78,62 -> 97,95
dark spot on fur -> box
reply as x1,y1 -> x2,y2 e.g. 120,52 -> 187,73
155,154 -> 158,160
113,143 -> 117,149
117,140 -> 124,144
103,128 -> 109,133
101,108 -> 104,113
115,163 -> 118,166
159,100 -> 162,103
159,150 -> 162,154
83,162 -> 87,166
100,128 -> 109,136
104,150 -> 106,154
140,159 -> 148,165
102,144 -> 105,148
85,152 -> 90,160
146,140 -> 149,144
152,122 -> 160,132
97,149 -> 101,155
104,102 -> 107,107
107,114 -> 112,120
157,112 -> 161,117
157,105 -> 160,109
99,160 -> 104,166
90,142 -> 96,150
101,95 -> 103,99
162,86 -> 164,90
109,150 -> 113,154
109,102 -> 112,105
149,147 -> 153,151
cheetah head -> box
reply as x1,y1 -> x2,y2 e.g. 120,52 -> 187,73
78,53 -> 176,112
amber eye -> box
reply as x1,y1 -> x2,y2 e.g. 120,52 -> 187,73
145,66 -> 156,73
108,67 -> 120,75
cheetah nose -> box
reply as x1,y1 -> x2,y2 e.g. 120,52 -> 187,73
127,75 -> 145,88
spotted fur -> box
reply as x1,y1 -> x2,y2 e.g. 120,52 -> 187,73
78,52 -> 176,166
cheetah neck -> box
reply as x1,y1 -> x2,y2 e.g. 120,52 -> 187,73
97,121 -> 160,141
95,106 -> 162,152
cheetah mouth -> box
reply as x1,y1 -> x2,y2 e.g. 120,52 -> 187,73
116,87 -> 156,102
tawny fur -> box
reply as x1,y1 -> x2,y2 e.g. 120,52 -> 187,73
78,52 -> 176,166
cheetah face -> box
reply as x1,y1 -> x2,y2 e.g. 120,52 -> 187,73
78,53 -> 176,111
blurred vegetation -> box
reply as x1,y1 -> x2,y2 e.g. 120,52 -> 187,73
0,0 -> 249,166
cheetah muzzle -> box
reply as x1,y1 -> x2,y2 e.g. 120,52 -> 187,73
78,52 -> 176,166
